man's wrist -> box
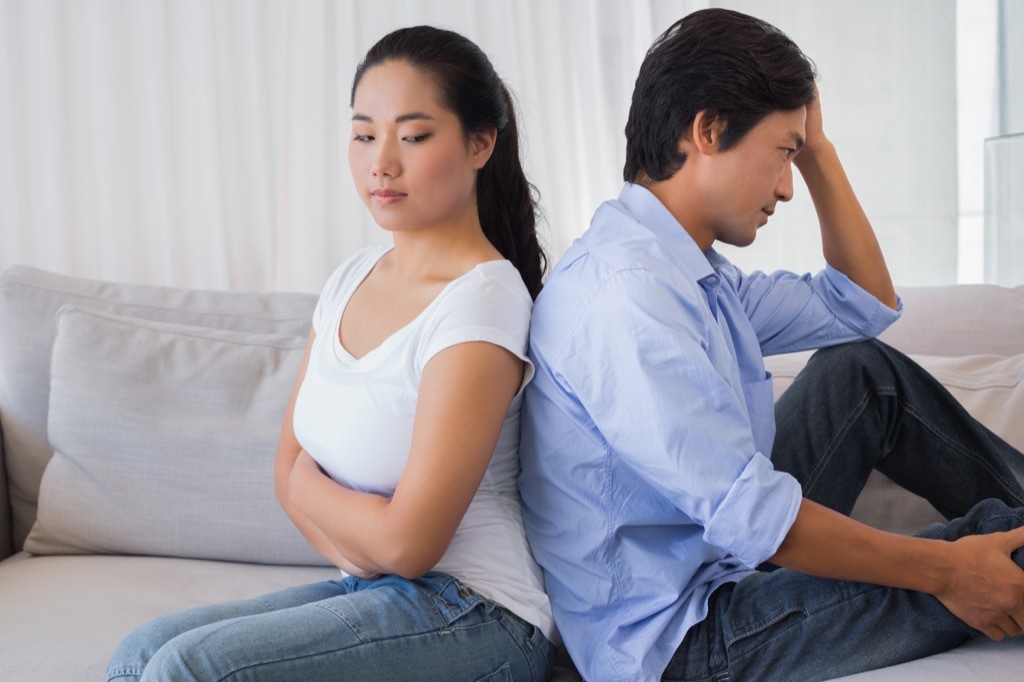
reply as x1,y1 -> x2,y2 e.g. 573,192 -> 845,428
795,138 -> 836,172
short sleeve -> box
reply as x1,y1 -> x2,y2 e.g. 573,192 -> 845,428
418,262 -> 535,390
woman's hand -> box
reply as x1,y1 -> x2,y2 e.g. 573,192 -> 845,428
289,450 -> 382,578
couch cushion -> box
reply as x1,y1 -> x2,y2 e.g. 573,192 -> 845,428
767,350 -> 1024,452
1,553 -> 1019,682
880,285 -> 1024,357
0,265 -> 316,550
767,349 -> 1024,534
0,553 -> 337,682
23,307 -> 326,565
0,419 -> 9,559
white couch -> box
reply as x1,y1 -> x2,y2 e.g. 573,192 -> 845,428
1,264 -> 1022,681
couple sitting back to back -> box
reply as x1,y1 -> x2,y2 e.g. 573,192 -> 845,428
108,9 -> 1024,682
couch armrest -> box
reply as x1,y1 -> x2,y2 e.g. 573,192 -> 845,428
0,418 -> 12,560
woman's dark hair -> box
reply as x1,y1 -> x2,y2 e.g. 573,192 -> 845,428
351,26 -> 546,299
624,8 -> 817,183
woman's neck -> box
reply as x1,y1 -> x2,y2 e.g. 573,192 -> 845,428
388,219 -> 500,284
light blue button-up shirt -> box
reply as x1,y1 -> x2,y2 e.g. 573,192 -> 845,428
519,183 -> 901,681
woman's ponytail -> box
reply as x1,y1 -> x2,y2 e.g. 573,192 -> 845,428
475,86 -> 545,299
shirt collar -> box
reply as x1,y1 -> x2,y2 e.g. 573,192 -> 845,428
617,182 -> 716,283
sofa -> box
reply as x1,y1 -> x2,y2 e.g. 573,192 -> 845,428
0,264 -> 1022,682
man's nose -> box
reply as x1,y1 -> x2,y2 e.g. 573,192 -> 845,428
776,162 -> 794,202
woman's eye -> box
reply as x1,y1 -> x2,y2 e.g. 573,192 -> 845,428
353,134 -> 373,142
405,134 -> 431,143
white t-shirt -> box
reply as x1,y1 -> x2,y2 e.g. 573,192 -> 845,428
293,245 -> 555,641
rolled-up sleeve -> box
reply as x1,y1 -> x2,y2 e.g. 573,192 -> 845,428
726,262 -> 902,356
704,453 -> 802,566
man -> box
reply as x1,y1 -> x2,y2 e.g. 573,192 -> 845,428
519,8 -> 1024,681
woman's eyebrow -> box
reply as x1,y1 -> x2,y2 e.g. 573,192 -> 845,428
351,112 -> 436,123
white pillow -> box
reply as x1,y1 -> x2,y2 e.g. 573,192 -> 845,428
0,264 -> 315,551
24,307 -> 327,566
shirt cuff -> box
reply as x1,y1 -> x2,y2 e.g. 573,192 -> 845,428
703,453 -> 803,567
820,264 -> 902,337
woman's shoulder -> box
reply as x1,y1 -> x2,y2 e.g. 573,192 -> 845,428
436,259 -> 532,318
416,258 -> 534,367
456,258 -> 531,302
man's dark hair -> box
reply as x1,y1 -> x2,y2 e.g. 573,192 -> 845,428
623,8 -> 817,183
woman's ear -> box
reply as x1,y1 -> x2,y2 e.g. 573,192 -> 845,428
468,128 -> 497,170
691,110 -> 725,156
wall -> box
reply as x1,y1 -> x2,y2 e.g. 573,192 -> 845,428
712,0 -> 959,286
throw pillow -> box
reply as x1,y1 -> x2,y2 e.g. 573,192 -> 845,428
0,265 -> 316,551
24,306 -> 328,566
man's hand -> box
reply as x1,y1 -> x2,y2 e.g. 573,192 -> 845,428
788,87 -> 898,310
773,499 -> 1024,640
933,528 -> 1024,640
794,87 -> 830,165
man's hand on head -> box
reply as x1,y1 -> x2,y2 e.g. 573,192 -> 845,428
794,87 -> 832,168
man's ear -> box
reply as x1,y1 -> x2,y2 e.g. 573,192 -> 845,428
468,128 -> 497,170
691,110 -> 725,156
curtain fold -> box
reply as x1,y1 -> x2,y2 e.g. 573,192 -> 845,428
1,0 -> 701,292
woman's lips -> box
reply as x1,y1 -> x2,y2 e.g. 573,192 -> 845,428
372,189 -> 406,206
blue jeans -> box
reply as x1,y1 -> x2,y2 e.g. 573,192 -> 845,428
664,340 -> 1024,682
107,571 -> 555,682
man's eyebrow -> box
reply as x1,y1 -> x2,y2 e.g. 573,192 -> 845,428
350,112 -> 436,123
791,132 -> 805,149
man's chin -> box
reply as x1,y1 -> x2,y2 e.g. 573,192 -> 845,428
720,232 -> 758,248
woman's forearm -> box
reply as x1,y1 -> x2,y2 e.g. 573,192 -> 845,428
288,451 -> 414,576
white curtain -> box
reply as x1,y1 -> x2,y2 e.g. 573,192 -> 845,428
3,0 -> 1011,291
0,0 -> 700,293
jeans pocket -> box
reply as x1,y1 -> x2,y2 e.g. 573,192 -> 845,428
420,573 -> 496,629
722,573 -> 809,653
474,662 -> 513,681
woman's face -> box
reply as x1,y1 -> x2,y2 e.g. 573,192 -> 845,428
348,60 -> 494,235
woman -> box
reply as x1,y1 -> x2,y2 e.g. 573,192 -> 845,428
107,26 -> 556,681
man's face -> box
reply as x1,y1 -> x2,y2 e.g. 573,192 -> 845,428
698,107 -> 806,247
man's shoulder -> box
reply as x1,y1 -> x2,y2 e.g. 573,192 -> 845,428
533,246 -> 709,364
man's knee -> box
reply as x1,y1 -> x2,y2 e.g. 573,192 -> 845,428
805,339 -> 897,380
